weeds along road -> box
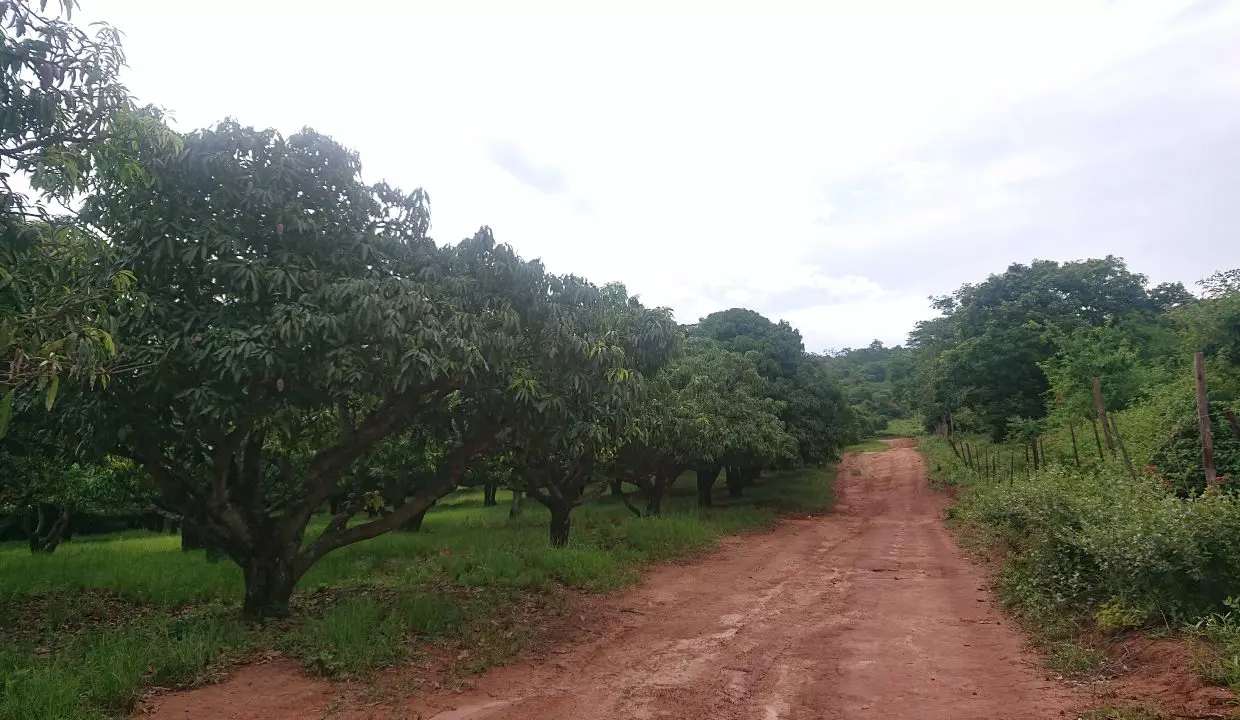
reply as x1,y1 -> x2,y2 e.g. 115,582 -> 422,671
150,440 -> 1082,720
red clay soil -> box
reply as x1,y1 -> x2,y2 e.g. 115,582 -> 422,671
141,440 -> 1232,720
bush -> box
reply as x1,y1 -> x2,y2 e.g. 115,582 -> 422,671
925,436 -> 1240,623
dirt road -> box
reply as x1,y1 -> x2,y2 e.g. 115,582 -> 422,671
149,440 -> 1086,719
407,439 -> 1078,720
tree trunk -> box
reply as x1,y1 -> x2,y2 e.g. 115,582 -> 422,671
509,490 -> 523,519
1068,424 -> 1081,467
726,466 -> 745,498
610,477 -> 623,497
401,503 -> 432,531
240,548 -> 303,619
696,466 -> 720,507
645,481 -> 665,516
1194,352 -> 1217,486
26,503 -> 70,554
549,505 -> 572,548
1109,413 -> 1138,482
483,484 -> 498,506
1093,376 -> 1116,455
1091,418 -> 1105,460
181,520 -> 204,551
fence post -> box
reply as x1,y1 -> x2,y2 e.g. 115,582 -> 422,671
1194,352 -> 1217,486
1093,376 -> 1115,455
1068,423 -> 1081,468
1090,418 -> 1104,460
1108,414 -> 1137,481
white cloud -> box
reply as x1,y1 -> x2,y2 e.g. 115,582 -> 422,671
79,0 -> 1240,350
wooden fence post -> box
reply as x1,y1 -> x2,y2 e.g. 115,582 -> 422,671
1194,352 -> 1217,486
1093,376 -> 1115,455
1090,418 -> 1104,460
1109,414 -> 1137,481
1068,423 -> 1081,468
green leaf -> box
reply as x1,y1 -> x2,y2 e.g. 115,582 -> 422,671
0,391 -> 12,439
44,374 -> 59,410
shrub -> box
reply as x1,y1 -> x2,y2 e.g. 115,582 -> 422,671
928,436 -> 1240,623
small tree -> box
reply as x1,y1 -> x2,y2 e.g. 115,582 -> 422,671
641,339 -> 795,507
509,281 -> 679,546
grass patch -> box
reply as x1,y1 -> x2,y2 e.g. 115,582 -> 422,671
1046,641 -> 1108,677
1187,600 -> 1240,693
1079,708 -> 1162,720
844,439 -> 890,453
878,417 -> 922,438
0,466 -> 834,719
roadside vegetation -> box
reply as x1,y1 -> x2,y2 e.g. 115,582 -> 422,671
901,260 -> 1240,692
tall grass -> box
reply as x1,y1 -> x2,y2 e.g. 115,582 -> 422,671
0,467 -> 833,720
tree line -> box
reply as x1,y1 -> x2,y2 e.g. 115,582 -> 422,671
0,1 -> 862,617
826,256 -> 1239,490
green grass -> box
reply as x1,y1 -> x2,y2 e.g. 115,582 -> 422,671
1045,641 -> 1109,677
844,439 -> 891,453
878,417 -> 922,438
0,467 -> 833,719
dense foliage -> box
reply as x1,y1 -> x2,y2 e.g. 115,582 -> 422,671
1,0 -> 176,418
821,340 -> 915,435
914,258 -> 1240,657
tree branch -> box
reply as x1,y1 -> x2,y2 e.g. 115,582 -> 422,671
297,422 -> 505,569
281,379 -> 459,540
139,449 -> 252,552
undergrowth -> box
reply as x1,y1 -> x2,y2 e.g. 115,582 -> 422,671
921,434 -> 1240,688
0,467 -> 833,720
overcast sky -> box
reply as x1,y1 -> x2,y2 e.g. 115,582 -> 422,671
82,0 -> 1240,352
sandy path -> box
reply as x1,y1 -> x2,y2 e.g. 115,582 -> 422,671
147,440 -> 1083,719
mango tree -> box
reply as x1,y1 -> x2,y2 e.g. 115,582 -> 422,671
0,416 -> 151,553
1,0 -> 176,429
692,308 -> 851,469
75,121 -> 557,618
508,281 -> 679,546
659,339 -> 794,505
